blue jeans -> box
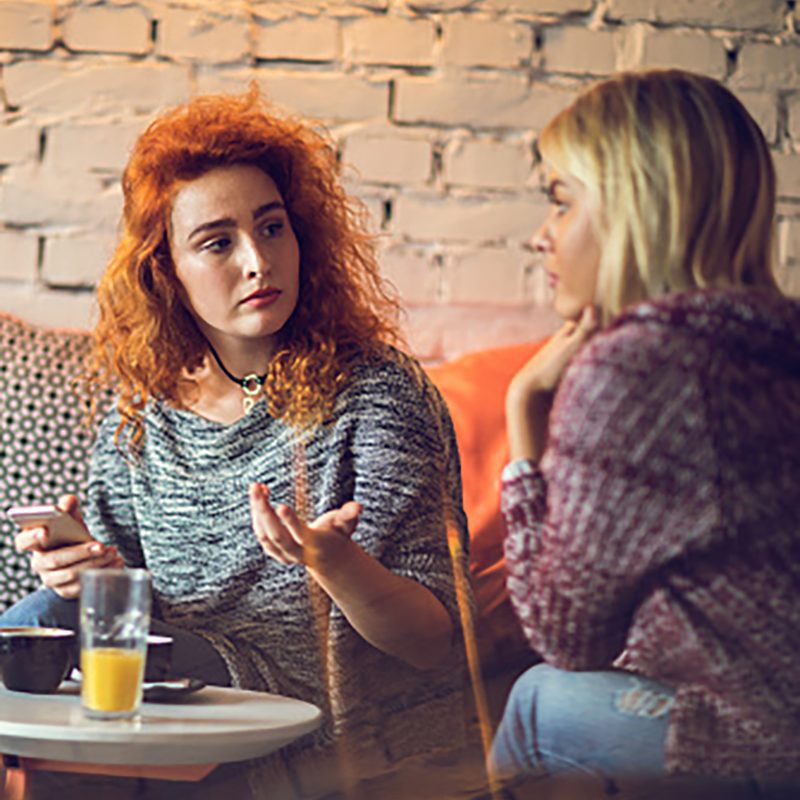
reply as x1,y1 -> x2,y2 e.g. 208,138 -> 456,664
491,663 -> 672,782
490,663 -> 795,799
0,587 -> 231,686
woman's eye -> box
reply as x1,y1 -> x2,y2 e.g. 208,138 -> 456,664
260,220 -> 284,238
201,236 -> 231,253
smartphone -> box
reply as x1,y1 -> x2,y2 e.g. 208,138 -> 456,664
5,504 -> 91,549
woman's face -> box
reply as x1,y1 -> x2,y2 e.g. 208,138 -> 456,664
531,165 -> 601,321
169,163 -> 300,358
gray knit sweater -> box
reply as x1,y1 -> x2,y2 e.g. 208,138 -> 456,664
85,347 -> 469,792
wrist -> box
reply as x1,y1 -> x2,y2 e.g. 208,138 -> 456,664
306,535 -> 361,584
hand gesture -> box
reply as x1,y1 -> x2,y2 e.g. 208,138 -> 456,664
14,494 -> 124,599
249,483 -> 362,574
507,305 -> 598,462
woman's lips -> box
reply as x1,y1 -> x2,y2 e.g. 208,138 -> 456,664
546,271 -> 558,288
242,288 -> 281,307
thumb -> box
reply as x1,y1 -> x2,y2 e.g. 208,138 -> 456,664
57,494 -> 87,529
319,502 -> 362,538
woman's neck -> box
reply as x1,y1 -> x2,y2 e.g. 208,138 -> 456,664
179,339 -> 274,424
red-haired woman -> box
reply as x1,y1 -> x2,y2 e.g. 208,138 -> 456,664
2,90 -> 468,797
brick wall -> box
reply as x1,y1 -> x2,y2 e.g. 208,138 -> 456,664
1,0 -> 798,361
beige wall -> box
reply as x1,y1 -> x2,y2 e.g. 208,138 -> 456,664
0,0 -> 798,361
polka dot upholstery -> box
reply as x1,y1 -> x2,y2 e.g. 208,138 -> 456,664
0,313 -> 112,611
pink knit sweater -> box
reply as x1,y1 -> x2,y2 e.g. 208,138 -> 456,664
502,289 -> 800,778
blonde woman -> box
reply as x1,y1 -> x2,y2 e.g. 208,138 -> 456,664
491,69 -> 800,796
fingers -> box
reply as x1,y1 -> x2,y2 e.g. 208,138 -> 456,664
14,526 -> 46,553
31,541 -> 122,598
313,502 -> 362,538
249,483 -> 304,565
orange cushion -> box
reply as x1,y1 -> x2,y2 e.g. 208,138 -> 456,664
426,340 -> 547,666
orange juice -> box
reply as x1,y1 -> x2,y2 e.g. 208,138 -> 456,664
81,647 -> 145,714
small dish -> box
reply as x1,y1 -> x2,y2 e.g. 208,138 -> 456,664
143,676 -> 206,702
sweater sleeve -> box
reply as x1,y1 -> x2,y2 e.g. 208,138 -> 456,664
84,409 -> 146,569
501,325 -> 724,670
345,354 -> 469,631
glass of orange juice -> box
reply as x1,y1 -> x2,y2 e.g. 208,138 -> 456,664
79,569 -> 151,720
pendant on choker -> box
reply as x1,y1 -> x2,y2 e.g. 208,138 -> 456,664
241,374 -> 265,414
206,341 -> 268,415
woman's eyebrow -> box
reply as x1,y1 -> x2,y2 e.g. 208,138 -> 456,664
187,201 -> 286,241
253,201 -> 286,219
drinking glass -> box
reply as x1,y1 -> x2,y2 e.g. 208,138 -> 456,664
79,569 -> 152,720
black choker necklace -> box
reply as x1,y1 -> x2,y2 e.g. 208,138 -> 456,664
206,341 -> 268,414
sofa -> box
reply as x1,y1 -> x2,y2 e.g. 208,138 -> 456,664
0,310 -> 541,798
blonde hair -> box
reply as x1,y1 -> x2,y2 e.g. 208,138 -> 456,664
539,68 -> 778,322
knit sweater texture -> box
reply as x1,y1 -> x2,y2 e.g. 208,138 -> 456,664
501,289 -> 800,779
85,347 -> 469,795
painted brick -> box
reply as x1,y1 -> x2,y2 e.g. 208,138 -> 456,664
156,7 -> 249,63
44,121 -> 143,173
0,163 -> 121,229
63,6 -> 151,55
344,17 -> 435,67
543,27 -> 617,76
0,124 -> 39,165
318,0 -> 389,10
0,1 -> 52,51
443,138 -> 532,189
401,0 -> 478,11
441,17 -> 531,69
736,91 -> 778,144
443,247 -> 527,305
42,234 -> 113,286
788,93 -> 800,144
403,303 -> 559,364
483,0 -> 593,14
0,285 -> 95,330
774,153 -> 800,199
198,69 -> 389,122
254,16 -> 339,62
0,231 -> 38,281
345,190 -> 386,235
392,193 -> 537,243
606,0 -> 785,32
778,217 -> 800,263
344,128 -> 432,185
378,244 -> 440,304
3,61 -> 192,121
618,25 -> 727,79
394,76 -> 575,130
733,44 -> 800,91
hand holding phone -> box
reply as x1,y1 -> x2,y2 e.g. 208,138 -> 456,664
5,503 -> 92,549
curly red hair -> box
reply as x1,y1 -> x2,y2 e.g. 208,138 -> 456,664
90,88 -> 401,448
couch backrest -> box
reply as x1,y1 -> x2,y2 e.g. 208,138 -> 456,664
0,313 -> 112,610
1,312 -> 543,673
426,341 -> 545,670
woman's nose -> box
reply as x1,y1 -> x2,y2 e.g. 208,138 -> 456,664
240,236 -> 268,278
528,219 -> 551,254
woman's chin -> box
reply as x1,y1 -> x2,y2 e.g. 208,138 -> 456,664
553,297 -> 583,322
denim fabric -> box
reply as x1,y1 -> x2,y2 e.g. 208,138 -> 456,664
490,663 -> 672,783
0,586 -> 231,686
489,663 -> 798,800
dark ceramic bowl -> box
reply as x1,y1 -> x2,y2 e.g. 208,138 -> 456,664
0,627 -> 76,693
145,634 -> 174,682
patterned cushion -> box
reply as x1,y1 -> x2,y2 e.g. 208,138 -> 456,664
0,313 -> 111,611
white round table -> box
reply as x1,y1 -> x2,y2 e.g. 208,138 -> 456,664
0,682 -> 322,765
